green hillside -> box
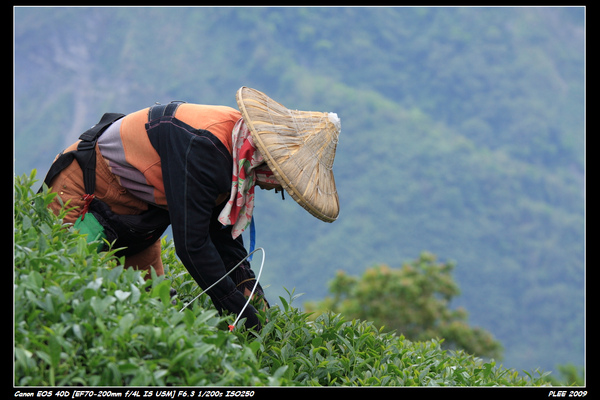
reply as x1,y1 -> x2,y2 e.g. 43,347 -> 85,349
14,6 -> 585,374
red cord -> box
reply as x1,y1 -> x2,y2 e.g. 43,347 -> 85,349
80,194 -> 95,221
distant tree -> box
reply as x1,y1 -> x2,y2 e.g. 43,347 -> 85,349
305,252 -> 503,360
547,364 -> 585,386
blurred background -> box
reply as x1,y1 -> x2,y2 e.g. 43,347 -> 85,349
14,6 -> 585,375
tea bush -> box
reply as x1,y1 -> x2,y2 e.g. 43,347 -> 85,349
14,171 -> 551,386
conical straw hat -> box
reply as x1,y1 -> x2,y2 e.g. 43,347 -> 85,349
236,86 -> 340,222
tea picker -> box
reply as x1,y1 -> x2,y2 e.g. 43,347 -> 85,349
41,86 -> 341,331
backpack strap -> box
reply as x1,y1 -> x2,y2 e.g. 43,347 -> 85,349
148,101 -> 185,122
79,112 -> 126,142
75,112 -> 125,195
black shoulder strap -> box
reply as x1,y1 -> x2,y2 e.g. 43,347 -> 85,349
148,101 -> 185,122
75,112 -> 125,195
79,112 -> 126,143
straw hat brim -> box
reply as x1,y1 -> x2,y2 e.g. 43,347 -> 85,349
236,86 -> 340,222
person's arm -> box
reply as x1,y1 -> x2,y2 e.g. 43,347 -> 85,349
153,124 -> 260,329
209,207 -> 268,308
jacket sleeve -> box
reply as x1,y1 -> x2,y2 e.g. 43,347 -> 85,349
150,121 -> 260,329
209,208 -> 267,303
